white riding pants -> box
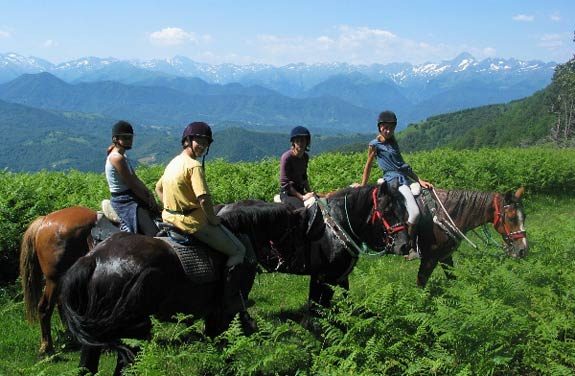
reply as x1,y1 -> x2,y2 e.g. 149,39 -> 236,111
398,184 -> 420,225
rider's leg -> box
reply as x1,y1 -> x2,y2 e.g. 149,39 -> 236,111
399,185 -> 420,260
193,224 -> 247,315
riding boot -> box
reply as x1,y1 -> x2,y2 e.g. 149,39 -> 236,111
222,265 -> 244,315
404,224 -> 420,261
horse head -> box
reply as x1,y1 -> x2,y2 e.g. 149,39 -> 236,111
494,187 -> 528,258
365,181 -> 410,255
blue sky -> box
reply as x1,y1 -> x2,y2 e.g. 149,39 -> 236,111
1,0 -> 573,65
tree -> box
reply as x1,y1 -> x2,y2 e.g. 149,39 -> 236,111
548,31 -> 575,147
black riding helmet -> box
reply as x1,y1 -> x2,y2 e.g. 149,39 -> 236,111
290,126 -> 311,144
112,120 -> 134,137
377,111 -> 397,129
181,121 -> 213,146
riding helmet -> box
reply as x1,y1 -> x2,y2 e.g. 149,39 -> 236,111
290,126 -> 311,144
377,111 -> 397,127
182,121 -> 213,144
112,120 -> 134,137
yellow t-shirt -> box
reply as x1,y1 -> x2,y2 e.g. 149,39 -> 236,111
158,153 -> 210,233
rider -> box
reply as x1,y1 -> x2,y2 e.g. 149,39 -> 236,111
359,111 -> 433,260
105,120 -> 160,235
279,126 -> 315,209
155,121 -> 247,313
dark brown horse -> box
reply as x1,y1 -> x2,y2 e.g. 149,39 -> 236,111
414,187 -> 528,287
59,232 -> 257,375
217,183 -> 410,309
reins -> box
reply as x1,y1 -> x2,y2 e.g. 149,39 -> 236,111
430,189 -> 479,249
369,187 -> 406,235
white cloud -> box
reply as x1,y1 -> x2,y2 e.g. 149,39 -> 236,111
251,25 -> 473,65
43,39 -> 58,48
538,34 -> 564,50
0,30 -> 11,38
149,27 -> 211,46
549,13 -> 561,22
512,14 -> 534,22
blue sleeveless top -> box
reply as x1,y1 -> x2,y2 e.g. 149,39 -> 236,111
368,138 -> 413,186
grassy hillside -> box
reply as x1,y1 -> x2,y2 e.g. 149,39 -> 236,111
0,147 -> 574,375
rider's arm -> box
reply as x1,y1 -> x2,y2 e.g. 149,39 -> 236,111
197,194 -> 221,225
109,153 -> 157,209
155,178 -> 164,204
360,146 -> 376,186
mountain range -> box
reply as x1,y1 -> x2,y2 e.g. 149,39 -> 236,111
0,52 -> 556,129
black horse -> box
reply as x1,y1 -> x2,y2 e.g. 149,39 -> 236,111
60,203 -> 306,375
217,182 -> 410,309
413,187 -> 529,287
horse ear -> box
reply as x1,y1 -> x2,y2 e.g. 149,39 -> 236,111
378,180 -> 389,196
514,187 -> 525,200
504,191 -> 514,203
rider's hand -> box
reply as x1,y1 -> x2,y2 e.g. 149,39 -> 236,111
303,192 -> 315,201
419,179 -> 433,189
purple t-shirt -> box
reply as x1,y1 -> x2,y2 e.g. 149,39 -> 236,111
279,149 -> 309,195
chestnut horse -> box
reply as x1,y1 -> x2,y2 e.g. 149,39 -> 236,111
414,187 -> 528,287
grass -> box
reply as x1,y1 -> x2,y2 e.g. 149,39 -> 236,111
0,194 -> 573,375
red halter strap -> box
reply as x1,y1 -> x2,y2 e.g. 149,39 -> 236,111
492,194 -> 526,240
370,187 -> 406,234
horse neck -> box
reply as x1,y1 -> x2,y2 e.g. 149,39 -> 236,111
327,185 -> 374,241
438,190 -> 495,232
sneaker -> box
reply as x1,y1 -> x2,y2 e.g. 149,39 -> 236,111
404,249 -> 420,261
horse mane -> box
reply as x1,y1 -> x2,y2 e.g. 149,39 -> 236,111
436,189 -> 493,223
219,202 -> 299,234
327,184 -> 376,202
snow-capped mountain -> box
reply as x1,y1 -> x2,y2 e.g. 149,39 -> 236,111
0,51 -> 557,128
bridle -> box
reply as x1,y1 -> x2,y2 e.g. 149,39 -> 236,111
492,194 -> 526,244
368,187 -> 407,249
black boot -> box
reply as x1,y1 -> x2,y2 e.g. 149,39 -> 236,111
222,265 -> 245,316
404,224 -> 420,261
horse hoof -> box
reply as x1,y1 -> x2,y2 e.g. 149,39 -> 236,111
240,312 -> 258,335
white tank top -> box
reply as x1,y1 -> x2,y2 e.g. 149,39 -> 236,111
105,152 -> 134,193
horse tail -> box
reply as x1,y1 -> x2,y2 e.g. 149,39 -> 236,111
60,256 -> 157,350
19,216 -> 45,323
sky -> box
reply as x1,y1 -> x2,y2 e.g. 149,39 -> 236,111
0,0 -> 573,66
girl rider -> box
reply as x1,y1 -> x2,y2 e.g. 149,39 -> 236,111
155,122 -> 247,315
105,120 -> 160,235
359,111 -> 433,260
279,126 -> 315,209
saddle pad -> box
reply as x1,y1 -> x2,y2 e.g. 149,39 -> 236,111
91,213 -> 121,243
157,237 -> 220,284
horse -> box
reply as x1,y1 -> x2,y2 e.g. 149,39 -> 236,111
216,182 -> 410,310
59,202 -> 306,375
20,182 -> 408,356
413,187 -> 528,287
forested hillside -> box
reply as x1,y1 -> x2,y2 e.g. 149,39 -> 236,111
397,53 -> 575,152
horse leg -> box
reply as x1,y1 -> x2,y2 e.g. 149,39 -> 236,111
439,256 -> 456,281
79,345 -> 101,376
308,274 -> 334,310
114,345 -> 138,376
416,257 -> 439,287
38,279 -> 58,355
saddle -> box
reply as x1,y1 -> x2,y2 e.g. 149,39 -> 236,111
92,200 -> 230,284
